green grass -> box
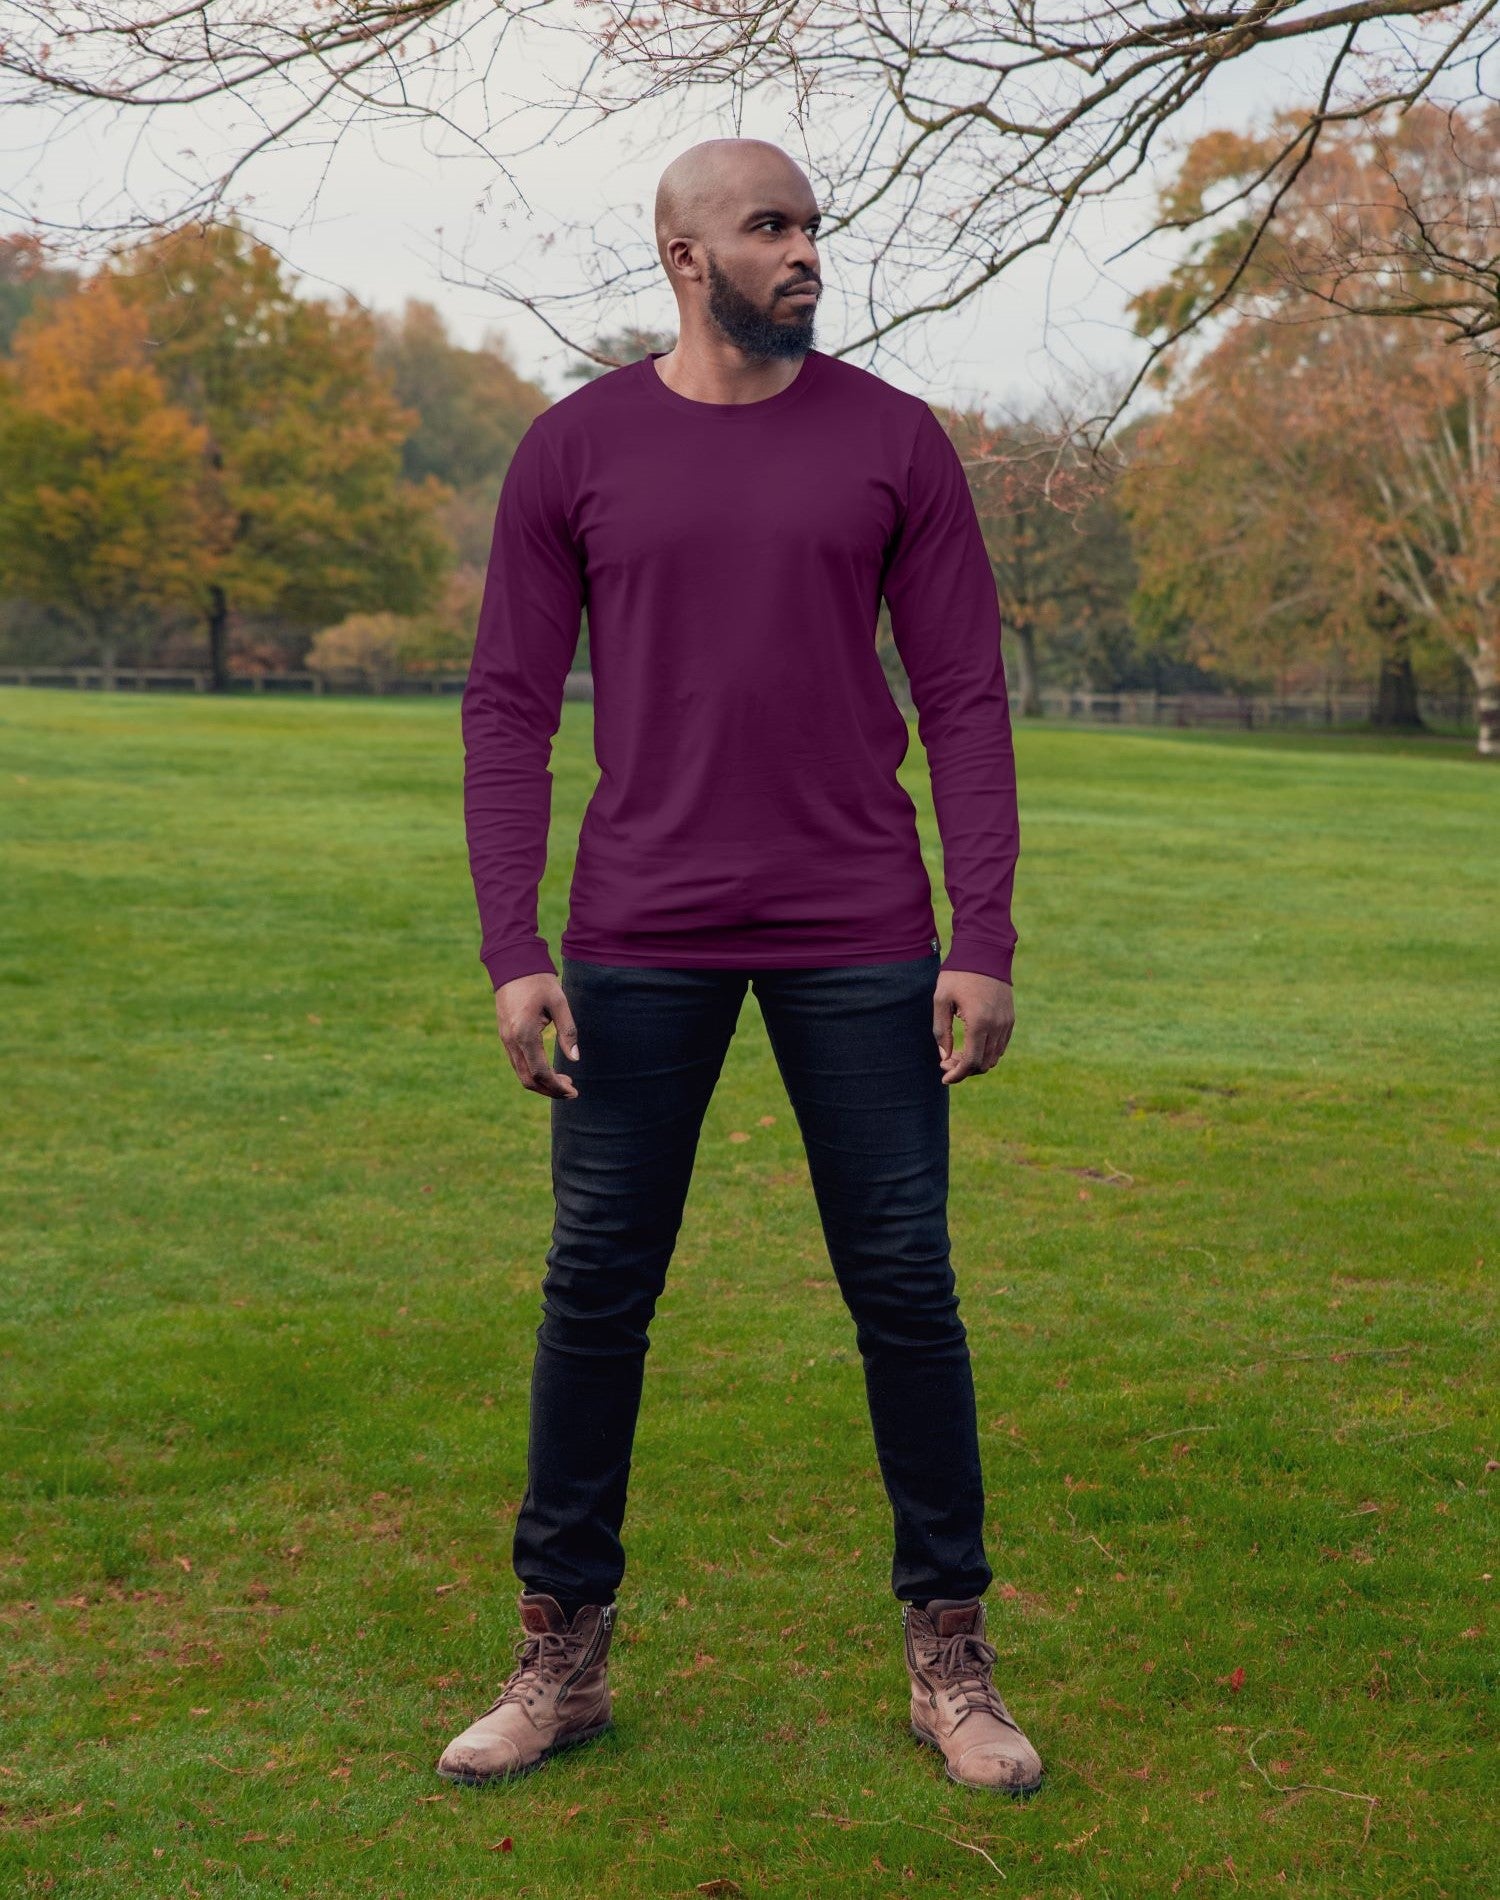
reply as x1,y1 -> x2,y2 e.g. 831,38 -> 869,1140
0,690 -> 1494,1899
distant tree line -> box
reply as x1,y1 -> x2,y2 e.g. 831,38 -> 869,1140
0,108 -> 1493,754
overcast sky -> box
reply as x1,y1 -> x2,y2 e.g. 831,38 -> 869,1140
5,17 -> 1339,413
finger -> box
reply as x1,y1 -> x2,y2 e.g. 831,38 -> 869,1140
537,1019 -> 581,1098
551,997 -> 581,1063
933,994 -> 955,1061
964,1024 -> 997,1073
940,1035 -> 976,1084
512,1020 -> 577,1100
539,1016 -> 581,1098
499,1026 -> 538,1092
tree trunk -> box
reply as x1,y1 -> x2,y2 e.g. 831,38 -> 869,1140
1477,655 -> 1499,758
1011,621 -> 1042,718
1372,640 -> 1425,730
207,584 -> 230,693
99,640 -> 117,691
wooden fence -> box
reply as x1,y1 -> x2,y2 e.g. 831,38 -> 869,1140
0,665 -> 1475,729
1030,687 -> 1475,728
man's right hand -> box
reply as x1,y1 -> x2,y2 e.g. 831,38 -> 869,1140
494,974 -> 581,1099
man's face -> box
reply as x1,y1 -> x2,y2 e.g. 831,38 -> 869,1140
702,174 -> 823,359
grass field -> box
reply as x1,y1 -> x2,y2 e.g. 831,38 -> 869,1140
1,689 -> 1494,1899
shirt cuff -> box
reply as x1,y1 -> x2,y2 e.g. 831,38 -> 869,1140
939,935 -> 1015,985
481,940 -> 559,990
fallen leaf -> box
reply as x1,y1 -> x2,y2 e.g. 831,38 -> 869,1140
488,1836 -> 515,1853
728,1131 -> 750,1143
695,1883 -> 744,1897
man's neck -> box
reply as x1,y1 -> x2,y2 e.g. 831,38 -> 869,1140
651,338 -> 809,406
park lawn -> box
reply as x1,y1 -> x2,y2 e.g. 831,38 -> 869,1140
0,688 -> 1493,1900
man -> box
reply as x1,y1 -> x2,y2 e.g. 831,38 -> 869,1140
438,137 -> 1041,1796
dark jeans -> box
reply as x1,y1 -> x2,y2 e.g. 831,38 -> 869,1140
512,951 -> 993,1607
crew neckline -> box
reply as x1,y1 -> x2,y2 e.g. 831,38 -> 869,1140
641,348 -> 825,417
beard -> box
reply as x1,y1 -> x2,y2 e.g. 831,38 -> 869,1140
705,251 -> 817,360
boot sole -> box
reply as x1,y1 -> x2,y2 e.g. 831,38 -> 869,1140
910,1721 -> 1044,1798
436,1718 -> 614,1786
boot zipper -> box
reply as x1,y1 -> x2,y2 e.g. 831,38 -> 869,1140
902,1604 -> 940,1707
555,1603 -> 615,1706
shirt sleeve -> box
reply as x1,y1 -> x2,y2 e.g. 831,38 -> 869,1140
882,401 -> 1020,985
461,420 -> 584,991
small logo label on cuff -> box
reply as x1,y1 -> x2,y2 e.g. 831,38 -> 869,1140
930,937 -> 940,953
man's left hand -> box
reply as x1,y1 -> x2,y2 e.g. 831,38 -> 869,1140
933,971 -> 1014,1085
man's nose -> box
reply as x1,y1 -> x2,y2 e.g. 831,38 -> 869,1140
785,228 -> 819,273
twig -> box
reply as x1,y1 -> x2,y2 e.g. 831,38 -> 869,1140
1140,1424 -> 1218,1445
0,1802 -> 85,1835
1367,1421 -> 1454,1445
811,1811 -> 1006,1877
1063,1508 -> 1121,1565
205,1757 -> 251,1776
1247,1731 -> 1377,1848
1256,1344 -> 1419,1366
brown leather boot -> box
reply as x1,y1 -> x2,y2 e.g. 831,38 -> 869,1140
435,1592 -> 616,1784
904,1597 -> 1044,1794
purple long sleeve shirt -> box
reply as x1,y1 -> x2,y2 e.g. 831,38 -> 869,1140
462,348 -> 1020,989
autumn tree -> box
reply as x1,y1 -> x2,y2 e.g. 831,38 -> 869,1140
1365,351 -> 1500,753
106,221 -> 451,688
373,300 -> 549,493
370,296 -> 554,606
1126,111 -> 1500,752
944,409 -> 1139,714
1130,101 -> 1500,373
0,276 -> 219,676
0,234 -> 78,355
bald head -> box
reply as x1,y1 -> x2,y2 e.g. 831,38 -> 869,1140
654,139 -> 814,267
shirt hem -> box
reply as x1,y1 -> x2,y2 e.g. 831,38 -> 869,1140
559,934 -> 941,971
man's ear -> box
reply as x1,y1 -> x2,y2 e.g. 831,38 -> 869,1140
666,237 -> 702,284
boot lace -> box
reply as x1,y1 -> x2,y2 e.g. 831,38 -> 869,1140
490,1628 -> 577,1712
925,1629 -> 1017,1730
